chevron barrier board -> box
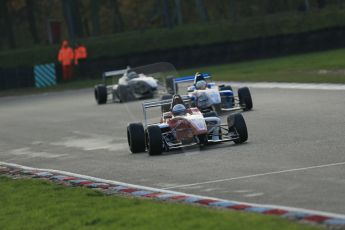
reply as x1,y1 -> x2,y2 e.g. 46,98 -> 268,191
34,63 -> 56,88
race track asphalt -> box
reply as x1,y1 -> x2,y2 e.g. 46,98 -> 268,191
0,86 -> 344,214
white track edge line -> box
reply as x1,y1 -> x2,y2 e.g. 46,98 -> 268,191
1,161 -> 345,220
217,81 -> 345,91
162,161 -> 345,189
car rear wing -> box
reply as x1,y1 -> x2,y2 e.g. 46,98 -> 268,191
102,67 -> 130,81
173,73 -> 211,83
142,95 -> 191,126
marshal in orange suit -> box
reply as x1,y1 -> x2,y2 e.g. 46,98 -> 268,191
58,40 -> 74,80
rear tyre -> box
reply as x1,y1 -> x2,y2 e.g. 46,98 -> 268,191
94,85 -> 107,104
127,123 -> 146,153
146,126 -> 163,156
161,94 -> 173,113
238,87 -> 253,111
227,113 -> 248,144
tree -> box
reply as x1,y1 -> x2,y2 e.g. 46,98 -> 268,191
62,0 -> 76,41
161,0 -> 172,28
26,0 -> 39,44
110,0 -> 124,32
62,0 -> 84,42
317,0 -> 326,8
0,0 -> 16,49
304,0 -> 310,11
266,0 -> 275,14
213,0 -> 228,20
91,0 -> 100,36
71,0 -> 84,38
174,0 -> 183,25
228,0 -> 238,22
195,0 -> 209,22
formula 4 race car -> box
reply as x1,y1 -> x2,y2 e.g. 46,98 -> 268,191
164,73 -> 253,115
94,66 -> 158,104
127,95 -> 248,156
94,62 -> 179,104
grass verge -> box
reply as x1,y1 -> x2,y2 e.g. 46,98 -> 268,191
182,48 -> 345,83
0,176 -> 319,230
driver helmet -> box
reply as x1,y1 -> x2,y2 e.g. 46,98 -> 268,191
195,80 -> 207,90
172,104 -> 187,116
127,71 -> 138,80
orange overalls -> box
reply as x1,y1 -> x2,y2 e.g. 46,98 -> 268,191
58,40 -> 74,80
74,45 -> 87,65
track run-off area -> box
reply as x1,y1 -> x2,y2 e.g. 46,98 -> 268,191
0,82 -> 344,215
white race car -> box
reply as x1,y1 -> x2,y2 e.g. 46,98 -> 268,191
166,73 -> 253,115
94,66 -> 158,104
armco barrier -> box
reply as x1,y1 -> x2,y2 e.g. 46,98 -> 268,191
0,66 -> 34,90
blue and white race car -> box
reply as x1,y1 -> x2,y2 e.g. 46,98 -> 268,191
165,73 -> 253,115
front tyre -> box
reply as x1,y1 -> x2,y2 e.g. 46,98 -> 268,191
127,123 -> 146,153
238,87 -> 253,111
94,84 -> 107,104
146,126 -> 163,156
227,113 -> 248,144
198,134 -> 208,147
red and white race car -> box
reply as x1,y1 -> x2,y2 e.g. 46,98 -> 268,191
127,95 -> 248,156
